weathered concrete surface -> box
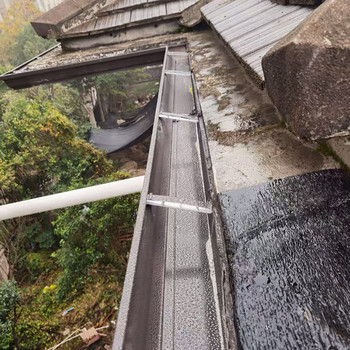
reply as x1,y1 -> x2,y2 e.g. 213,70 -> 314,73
61,22 -> 179,50
327,136 -> 350,170
31,0 -> 107,38
180,0 -> 209,27
262,0 -> 350,140
188,30 -> 339,192
10,33 -> 185,73
270,0 -> 324,5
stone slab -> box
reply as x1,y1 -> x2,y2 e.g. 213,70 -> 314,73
31,0 -> 106,37
262,0 -> 350,140
328,136 -> 350,170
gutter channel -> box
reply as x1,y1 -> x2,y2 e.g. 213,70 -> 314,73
113,44 -> 237,349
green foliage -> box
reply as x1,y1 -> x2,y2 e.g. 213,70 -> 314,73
0,95 -> 112,199
0,281 -> 20,349
83,68 -> 152,115
25,84 -> 90,138
0,93 -> 113,285
8,24 -> 55,67
24,222 -> 57,251
54,174 -> 139,300
0,3 -> 145,349
38,284 -> 58,319
24,252 -> 54,279
129,81 -> 159,100
0,281 -> 20,322
16,318 -> 57,350
0,66 -> 10,98
173,25 -> 190,33
0,0 -> 41,66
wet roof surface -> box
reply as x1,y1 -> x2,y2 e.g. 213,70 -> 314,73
201,0 -> 313,83
220,169 -> 350,349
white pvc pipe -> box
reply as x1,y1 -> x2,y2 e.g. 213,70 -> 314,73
0,176 -> 144,221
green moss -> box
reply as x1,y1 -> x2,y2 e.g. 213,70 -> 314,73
317,142 -> 350,174
173,25 -> 190,34
207,120 -> 220,140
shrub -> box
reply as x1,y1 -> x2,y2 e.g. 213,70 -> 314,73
0,280 -> 20,349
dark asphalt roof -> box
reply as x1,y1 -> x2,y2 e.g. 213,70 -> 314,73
220,169 -> 350,349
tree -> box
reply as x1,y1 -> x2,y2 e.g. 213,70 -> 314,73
0,95 -> 112,200
0,0 -> 40,66
0,67 -> 10,98
8,23 -> 55,67
0,94 -> 113,279
54,174 -> 139,300
25,84 -> 91,138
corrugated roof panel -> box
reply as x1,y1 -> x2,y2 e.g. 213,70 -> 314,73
166,0 -> 196,15
112,10 -> 133,26
93,16 -> 109,31
222,5 -> 300,42
245,44 -> 276,78
130,3 -> 166,22
67,19 -> 97,34
201,0 -> 313,84
63,0 -> 199,37
200,0 -> 228,16
99,0 -> 147,13
228,9 -> 310,48
210,0 -> 266,25
216,1 -> 277,33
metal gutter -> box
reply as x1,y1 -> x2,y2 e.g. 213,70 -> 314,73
0,41 -> 236,348
0,47 -> 167,89
113,45 -> 236,349
2,44 -> 60,76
